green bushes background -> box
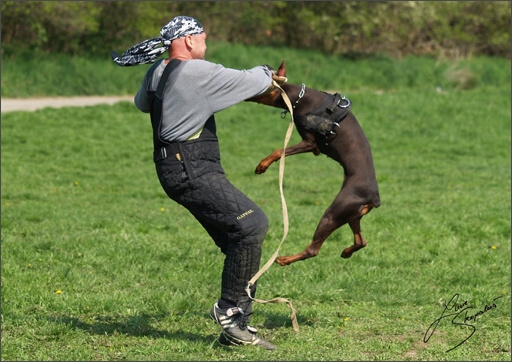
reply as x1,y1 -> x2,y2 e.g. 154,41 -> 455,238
1,1 -> 510,59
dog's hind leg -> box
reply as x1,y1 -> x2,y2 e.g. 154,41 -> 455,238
274,191 -> 357,266
275,190 -> 374,266
275,211 -> 342,266
340,204 -> 373,258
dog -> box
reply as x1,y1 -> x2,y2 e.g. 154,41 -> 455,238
249,61 -> 380,266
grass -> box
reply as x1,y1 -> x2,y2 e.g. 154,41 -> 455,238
2,43 -> 510,97
1,50 -> 511,360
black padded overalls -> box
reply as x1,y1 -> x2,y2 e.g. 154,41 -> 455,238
147,59 -> 268,313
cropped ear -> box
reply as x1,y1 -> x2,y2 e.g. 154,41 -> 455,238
277,60 -> 286,77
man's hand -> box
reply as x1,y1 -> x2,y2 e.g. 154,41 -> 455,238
272,74 -> 287,86
262,64 -> 287,86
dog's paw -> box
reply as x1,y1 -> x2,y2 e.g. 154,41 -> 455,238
340,250 -> 353,259
275,256 -> 290,266
254,164 -> 268,174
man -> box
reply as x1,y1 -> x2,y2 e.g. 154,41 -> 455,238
112,15 -> 286,350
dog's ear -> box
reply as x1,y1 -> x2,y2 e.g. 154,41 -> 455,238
277,60 -> 286,77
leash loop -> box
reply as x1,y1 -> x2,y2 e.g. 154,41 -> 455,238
245,79 -> 300,333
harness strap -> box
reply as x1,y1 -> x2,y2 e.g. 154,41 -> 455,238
295,93 -> 352,139
155,59 -> 181,100
149,58 -> 182,150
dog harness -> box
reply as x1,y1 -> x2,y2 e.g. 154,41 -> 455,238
294,93 -> 351,139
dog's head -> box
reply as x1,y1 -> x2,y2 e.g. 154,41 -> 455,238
247,60 -> 287,107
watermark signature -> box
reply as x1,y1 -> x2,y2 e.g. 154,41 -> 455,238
423,293 -> 505,352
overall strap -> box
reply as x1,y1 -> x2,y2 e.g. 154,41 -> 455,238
155,58 -> 181,101
149,58 -> 182,150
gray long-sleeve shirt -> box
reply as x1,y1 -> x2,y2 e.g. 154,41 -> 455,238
134,59 -> 273,142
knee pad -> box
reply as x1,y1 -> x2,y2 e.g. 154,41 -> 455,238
234,207 -> 269,246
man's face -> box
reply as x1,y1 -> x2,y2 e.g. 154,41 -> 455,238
190,32 -> 207,60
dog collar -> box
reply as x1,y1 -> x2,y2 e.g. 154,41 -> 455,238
281,83 -> 306,118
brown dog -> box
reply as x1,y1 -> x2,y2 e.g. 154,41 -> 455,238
249,61 -> 380,266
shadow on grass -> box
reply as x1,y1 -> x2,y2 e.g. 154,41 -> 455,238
47,312 -> 226,347
47,310 -> 306,343
262,311 -> 312,330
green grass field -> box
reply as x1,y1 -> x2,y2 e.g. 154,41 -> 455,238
2,43 -> 510,97
1,48 -> 511,360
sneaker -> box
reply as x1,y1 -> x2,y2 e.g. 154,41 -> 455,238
210,303 -> 276,350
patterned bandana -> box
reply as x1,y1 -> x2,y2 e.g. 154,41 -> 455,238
111,16 -> 204,66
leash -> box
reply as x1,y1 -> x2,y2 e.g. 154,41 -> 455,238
245,79 -> 300,332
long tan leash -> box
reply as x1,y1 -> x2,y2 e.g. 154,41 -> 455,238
245,80 -> 300,332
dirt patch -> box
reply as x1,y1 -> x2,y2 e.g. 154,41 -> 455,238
1,96 -> 134,113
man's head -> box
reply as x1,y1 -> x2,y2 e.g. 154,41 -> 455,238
164,16 -> 207,60
160,16 -> 205,44
112,15 -> 206,66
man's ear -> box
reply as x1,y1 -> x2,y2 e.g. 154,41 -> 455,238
185,35 -> 193,48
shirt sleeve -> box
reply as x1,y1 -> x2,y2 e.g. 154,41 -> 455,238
134,60 -> 165,113
191,61 -> 273,114
134,74 -> 151,113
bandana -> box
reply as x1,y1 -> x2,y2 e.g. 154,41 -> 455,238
111,16 -> 204,66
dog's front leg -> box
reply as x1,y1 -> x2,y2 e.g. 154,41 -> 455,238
255,139 -> 317,174
255,148 -> 283,174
